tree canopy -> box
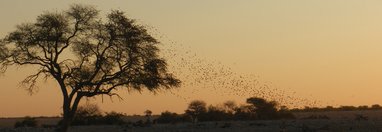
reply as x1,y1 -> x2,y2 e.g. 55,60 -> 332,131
0,4 -> 180,131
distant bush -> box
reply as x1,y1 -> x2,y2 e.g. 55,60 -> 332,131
243,97 -> 295,120
200,105 -> 231,121
278,106 -> 295,119
247,97 -> 279,120
291,104 -> 382,112
339,106 -> 357,111
182,97 -> 295,122
156,111 -> 187,124
68,104 -> 126,126
371,104 -> 382,110
101,111 -> 126,125
71,104 -> 103,126
14,116 -> 38,128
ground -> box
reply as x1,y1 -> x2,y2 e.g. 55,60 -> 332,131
1,110 -> 382,132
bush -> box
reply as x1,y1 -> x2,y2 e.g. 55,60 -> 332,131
371,104 -> 382,110
156,111 -> 186,124
201,105 -> 231,121
233,105 -> 255,120
14,116 -> 38,128
71,104 -> 103,126
247,97 -> 279,119
70,104 -> 126,126
101,111 -> 126,125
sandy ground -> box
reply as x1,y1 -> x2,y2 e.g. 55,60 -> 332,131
1,110 -> 382,132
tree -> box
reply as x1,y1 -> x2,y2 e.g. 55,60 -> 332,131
185,100 -> 207,123
0,4 -> 180,132
223,100 -> 237,114
246,97 -> 278,119
144,109 -> 153,125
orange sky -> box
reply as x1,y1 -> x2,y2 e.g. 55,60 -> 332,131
1,0 -> 382,117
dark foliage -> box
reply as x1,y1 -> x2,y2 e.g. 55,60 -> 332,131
246,97 -> 279,119
61,104 -> 127,126
291,104 -> 382,112
1,4 -> 180,132
160,97 -> 295,124
200,105 -> 232,121
101,111 -> 126,125
185,100 -> 207,123
14,116 -> 38,128
156,111 -> 189,124
71,104 -> 102,125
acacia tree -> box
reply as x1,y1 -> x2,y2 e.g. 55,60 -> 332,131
144,109 -> 153,124
0,5 -> 180,132
246,97 -> 278,119
185,100 -> 207,123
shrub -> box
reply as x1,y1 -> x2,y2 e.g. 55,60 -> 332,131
71,104 -> 103,126
101,111 -> 126,125
371,104 -> 382,110
201,105 -> 230,121
156,111 -> 185,124
14,116 -> 38,128
247,97 -> 279,119
245,97 -> 295,120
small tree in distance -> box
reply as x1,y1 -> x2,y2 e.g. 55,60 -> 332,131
144,110 -> 153,125
185,100 -> 207,123
246,97 -> 278,119
0,4 -> 180,132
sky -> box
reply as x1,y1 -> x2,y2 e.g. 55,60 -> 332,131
1,0 -> 382,117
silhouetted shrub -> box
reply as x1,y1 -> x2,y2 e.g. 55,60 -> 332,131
182,97 -> 295,122
156,111 -> 185,124
201,105 -> 230,121
71,104 -> 103,126
68,104 -> 126,126
278,106 -> 295,119
324,106 -> 335,111
371,104 -> 382,110
339,106 -> 357,111
14,116 -> 38,128
357,105 -> 369,110
233,105 -> 255,120
101,111 -> 126,125
291,104 -> 382,112
247,97 -> 279,120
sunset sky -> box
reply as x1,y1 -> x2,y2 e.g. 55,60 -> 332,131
1,0 -> 382,117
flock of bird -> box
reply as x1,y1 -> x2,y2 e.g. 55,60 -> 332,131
145,25 -> 323,109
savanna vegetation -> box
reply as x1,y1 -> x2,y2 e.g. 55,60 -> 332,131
155,97 -> 295,124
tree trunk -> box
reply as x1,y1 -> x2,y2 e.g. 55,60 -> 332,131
56,116 -> 71,132
56,95 -> 82,132
56,106 -> 74,132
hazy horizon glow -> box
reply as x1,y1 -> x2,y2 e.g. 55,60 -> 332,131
1,0 -> 382,117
